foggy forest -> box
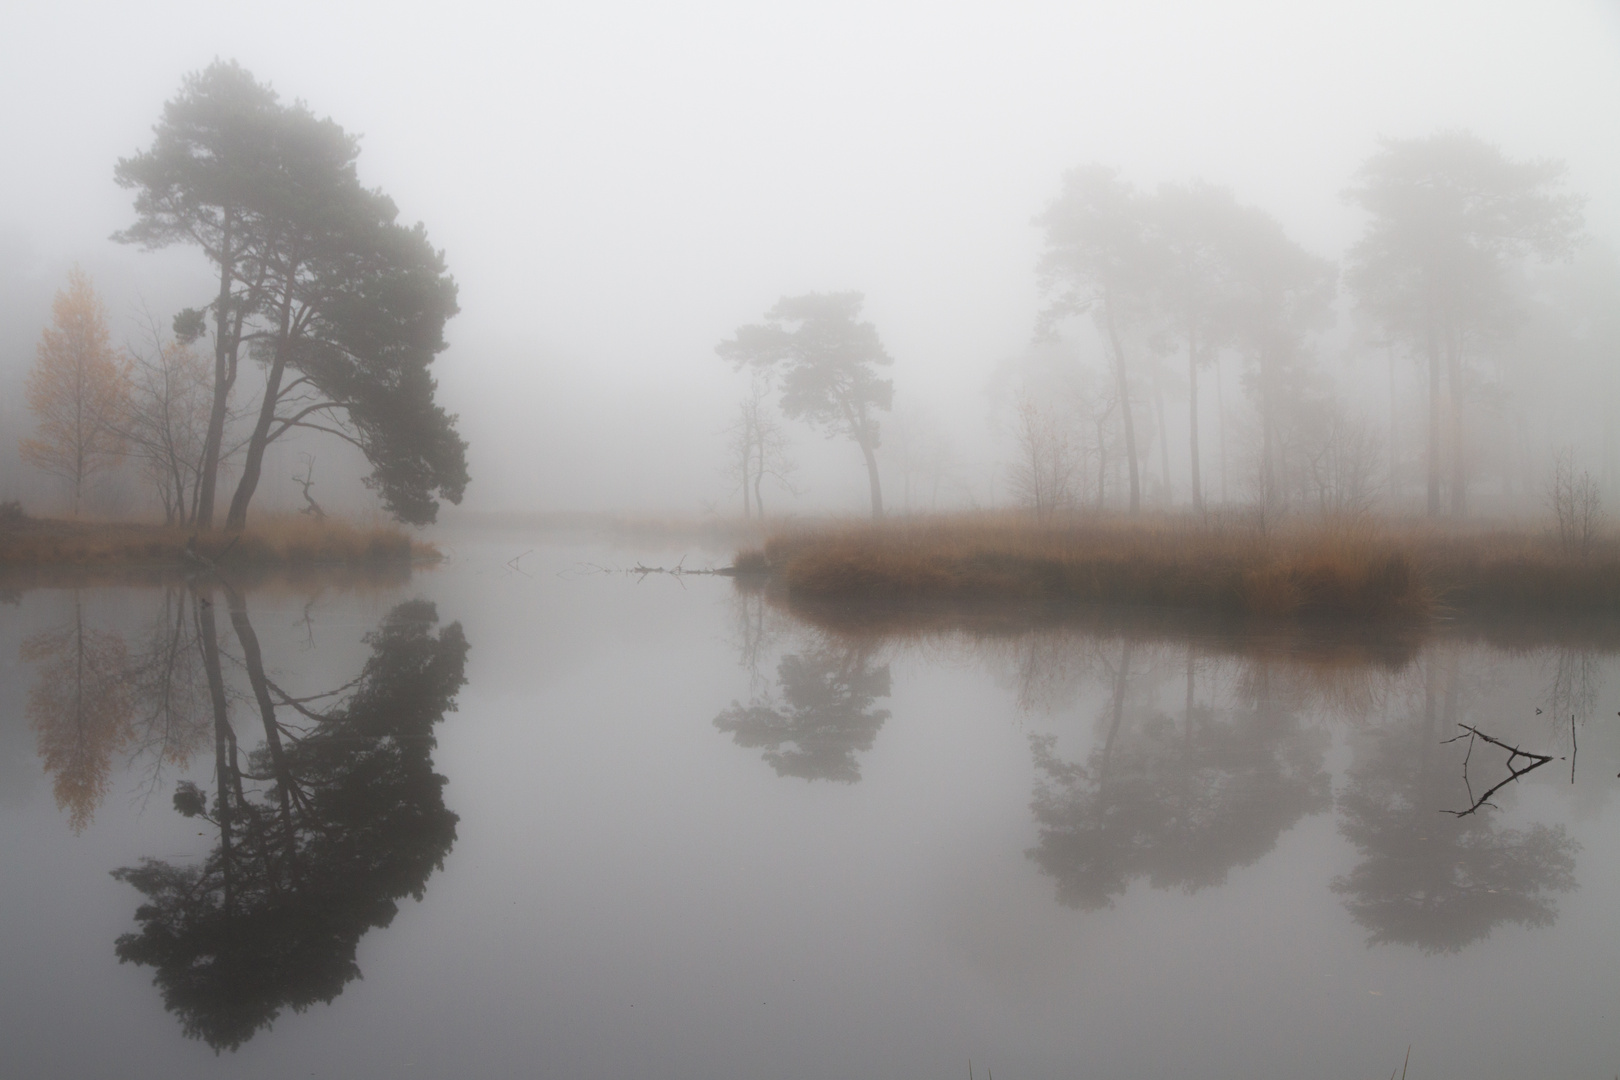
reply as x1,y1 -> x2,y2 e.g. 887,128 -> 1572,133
2,2 -> 1617,532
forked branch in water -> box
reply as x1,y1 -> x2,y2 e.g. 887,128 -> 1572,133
1440,724 -> 1554,817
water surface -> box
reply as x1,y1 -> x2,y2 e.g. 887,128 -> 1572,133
3,540 -> 1618,1079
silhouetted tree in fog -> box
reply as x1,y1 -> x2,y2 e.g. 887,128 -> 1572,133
115,60 -> 469,529
718,292 -> 893,519
1225,206 -> 1337,508
1148,182 -> 1249,511
1345,131 -> 1583,517
1035,166 -> 1151,512
724,375 -> 796,519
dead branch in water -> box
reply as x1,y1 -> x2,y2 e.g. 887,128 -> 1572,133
1440,723 -> 1555,817
559,554 -> 737,581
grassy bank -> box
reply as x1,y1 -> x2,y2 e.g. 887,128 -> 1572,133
736,513 -> 1620,621
0,511 -> 436,570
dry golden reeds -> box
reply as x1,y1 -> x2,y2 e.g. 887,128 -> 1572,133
737,512 -> 1620,621
0,513 -> 433,569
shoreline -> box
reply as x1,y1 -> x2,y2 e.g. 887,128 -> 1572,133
0,514 -> 437,573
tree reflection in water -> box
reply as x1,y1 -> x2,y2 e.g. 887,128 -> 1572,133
1331,652 -> 1578,954
714,645 -> 891,782
111,593 -> 468,1051
23,591 -> 136,832
1028,644 -> 1332,910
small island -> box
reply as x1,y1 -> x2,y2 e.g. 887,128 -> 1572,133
734,512 -> 1620,622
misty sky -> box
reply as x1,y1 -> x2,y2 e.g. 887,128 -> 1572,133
2,0 -> 1618,515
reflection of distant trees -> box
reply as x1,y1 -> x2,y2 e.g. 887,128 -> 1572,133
728,583 -> 784,696
1332,654 -> 1578,954
23,592 -> 135,832
23,587 -> 219,830
714,646 -> 890,782
1029,645 -> 1331,909
111,596 -> 468,1051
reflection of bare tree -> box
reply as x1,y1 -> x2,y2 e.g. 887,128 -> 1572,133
1029,644 -> 1331,910
714,646 -> 891,782
1331,654 -> 1578,953
728,583 -> 784,696
23,593 -> 134,832
112,597 -> 468,1051
124,587 -> 212,800
993,630 -> 1112,716
1544,646 -> 1601,748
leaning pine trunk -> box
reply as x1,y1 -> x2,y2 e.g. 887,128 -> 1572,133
195,216 -> 236,531
224,271 -> 294,533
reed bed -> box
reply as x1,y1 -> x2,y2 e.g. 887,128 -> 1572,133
0,512 -> 434,569
739,512 -> 1620,621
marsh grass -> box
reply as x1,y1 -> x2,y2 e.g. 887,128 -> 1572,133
740,512 -> 1620,621
0,513 -> 434,569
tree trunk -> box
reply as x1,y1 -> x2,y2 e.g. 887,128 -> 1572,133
1154,377 -> 1172,506
1102,295 -> 1140,513
1387,345 -> 1398,504
1446,331 -> 1466,517
1425,316 -> 1441,516
1187,329 -> 1202,512
224,274 -> 294,533
1216,354 -> 1228,504
858,436 -> 883,519
196,217 -> 236,531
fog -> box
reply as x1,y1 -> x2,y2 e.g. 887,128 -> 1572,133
2,0 -> 1618,520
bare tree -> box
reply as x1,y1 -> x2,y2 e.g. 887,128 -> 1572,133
723,375 -> 796,519
887,403 -> 958,512
718,293 -> 893,519
1549,448 -> 1603,556
1008,391 -> 1082,518
121,312 -> 217,524
292,453 -> 327,519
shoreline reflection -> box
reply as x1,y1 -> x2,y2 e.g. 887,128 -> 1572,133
737,580 -> 1604,951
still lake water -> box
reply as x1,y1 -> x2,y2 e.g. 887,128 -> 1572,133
2,539 -> 1618,1080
